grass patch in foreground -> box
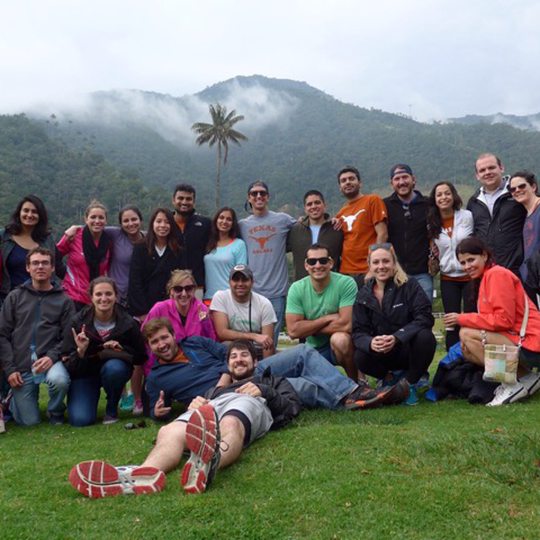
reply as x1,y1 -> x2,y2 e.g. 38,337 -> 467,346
3,389 -> 540,540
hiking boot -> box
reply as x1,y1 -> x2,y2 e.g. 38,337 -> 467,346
181,404 -> 221,493
519,372 -> 540,397
68,460 -> 165,498
487,382 -> 528,406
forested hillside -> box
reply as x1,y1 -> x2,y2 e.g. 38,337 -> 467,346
10,75 -> 540,218
0,114 -> 169,233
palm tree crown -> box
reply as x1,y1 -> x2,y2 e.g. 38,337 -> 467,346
192,103 -> 248,208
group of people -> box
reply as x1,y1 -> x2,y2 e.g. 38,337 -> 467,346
1,151 -> 540,497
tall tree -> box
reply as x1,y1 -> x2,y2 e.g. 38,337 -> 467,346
192,103 -> 248,208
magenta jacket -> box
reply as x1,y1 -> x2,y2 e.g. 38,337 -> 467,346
142,297 -> 216,374
56,229 -> 111,305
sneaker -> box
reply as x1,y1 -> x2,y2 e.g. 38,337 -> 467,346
416,371 -> 431,387
381,378 -> 410,405
181,404 -> 221,493
102,414 -> 119,425
133,399 -> 144,416
343,381 -> 383,409
69,460 -> 165,498
0,407 -> 5,434
48,413 -> 65,425
402,383 -> 419,406
519,372 -> 540,397
120,391 -> 134,412
487,382 -> 528,406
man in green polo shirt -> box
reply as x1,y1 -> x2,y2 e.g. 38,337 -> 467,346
285,243 -> 358,381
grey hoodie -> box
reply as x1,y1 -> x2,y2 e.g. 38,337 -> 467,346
0,281 -> 75,376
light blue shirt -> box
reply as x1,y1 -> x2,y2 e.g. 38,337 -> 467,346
203,238 -> 247,299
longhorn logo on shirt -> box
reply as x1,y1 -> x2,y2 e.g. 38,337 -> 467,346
341,209 -> 366,231
249,233 -> 276,250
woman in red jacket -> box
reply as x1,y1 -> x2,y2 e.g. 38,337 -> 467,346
444,237 -> 540,406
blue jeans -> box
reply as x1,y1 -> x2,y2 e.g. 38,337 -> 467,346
67,359 -> 132,426
10,362 -> 70,426
409,273 -> 433,303
268,296 -> 286,346
255,344 -> 355,409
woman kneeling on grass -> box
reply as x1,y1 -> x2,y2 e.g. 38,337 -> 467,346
443,237 -> 540,406
352,243 -> 437,405
62,277 -> 147,426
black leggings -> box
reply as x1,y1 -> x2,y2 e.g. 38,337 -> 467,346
354,329 -> 437,384
440,279 -> 475,350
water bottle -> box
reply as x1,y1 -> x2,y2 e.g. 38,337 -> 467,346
31,346 -> 46,384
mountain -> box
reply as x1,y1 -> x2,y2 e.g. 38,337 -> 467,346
449,112 -> 540,132
23,76 -> 540,216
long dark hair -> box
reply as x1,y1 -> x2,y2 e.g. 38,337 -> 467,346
206,206 -> 239,253
146,207 -> 180,254
427,182 -> 463,239
5,195 -> 51,241
455,236 -> 493,303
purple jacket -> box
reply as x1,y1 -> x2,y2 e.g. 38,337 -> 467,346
142,297 -> 216,374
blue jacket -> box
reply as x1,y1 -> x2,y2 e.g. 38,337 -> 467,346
145,336 -> 227,419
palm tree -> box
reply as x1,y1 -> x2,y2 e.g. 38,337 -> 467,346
192,103 -> 248,208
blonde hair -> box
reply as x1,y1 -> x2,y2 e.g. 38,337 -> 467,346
85,199 -> 108,218
367,244 -> 408,287
166,269 -> 197,295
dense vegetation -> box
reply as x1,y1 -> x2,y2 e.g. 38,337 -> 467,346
0,114 -> 170,233
34,75 -> 540,217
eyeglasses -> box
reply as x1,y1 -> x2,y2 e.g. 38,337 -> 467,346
305,257 -> 331,266
249,190 -> 268,198
29,260 -> 51,267
171,285 -> 196,294
368,242 -> 392,251
509,182 -> 528,194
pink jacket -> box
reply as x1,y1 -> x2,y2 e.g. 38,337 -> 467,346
56,229 -> 111,304
142,297 -> 216,374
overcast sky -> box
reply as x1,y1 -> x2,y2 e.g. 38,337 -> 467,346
1,0 -> 538,122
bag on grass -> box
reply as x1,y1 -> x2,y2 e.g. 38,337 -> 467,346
482,292 -> 529,385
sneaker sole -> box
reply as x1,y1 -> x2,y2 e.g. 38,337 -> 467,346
68,460 -> 165,498
181,405 -> 218,493
524,377 -> 540,397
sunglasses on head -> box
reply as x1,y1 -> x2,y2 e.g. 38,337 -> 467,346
249,190 -> 268,198
509,182 -> 528,194
171,285 -> 196,294
305,256 -> 331,266
369,242 -> 392,251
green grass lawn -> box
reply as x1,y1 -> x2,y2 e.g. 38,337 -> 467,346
3,376 -> 540,540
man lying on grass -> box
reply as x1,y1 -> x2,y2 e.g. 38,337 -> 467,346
69,339 -> 302,496
141,317 -> 406,418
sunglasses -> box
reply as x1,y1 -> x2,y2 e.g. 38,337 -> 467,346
171,285 -> 196,294
369,242 -> 393,251
305,257 -> 331,266
403,207 -> 412,220
249,190 -> 268,198
509,182 -> 528,194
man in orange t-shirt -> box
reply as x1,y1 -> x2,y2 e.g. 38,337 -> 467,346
335,166 -> 388,286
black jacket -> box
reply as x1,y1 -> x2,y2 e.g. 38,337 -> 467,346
176,210 -> 211,287
384,191 -> 429,275
352,277 -> 434,353
467,181 -> 526,275
287,214 -> 343,281
205,367 -> 302,430
62,304 -> 147,379
128,243 -> 182,316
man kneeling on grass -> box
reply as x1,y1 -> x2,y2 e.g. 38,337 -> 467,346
69,339 -> 302,496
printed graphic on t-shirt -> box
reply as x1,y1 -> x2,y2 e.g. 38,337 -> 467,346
341,209 -> 366,231
248,225 -> 276,253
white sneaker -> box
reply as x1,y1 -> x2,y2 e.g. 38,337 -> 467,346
487,382 -> 528,406
519,371 -> 540,396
